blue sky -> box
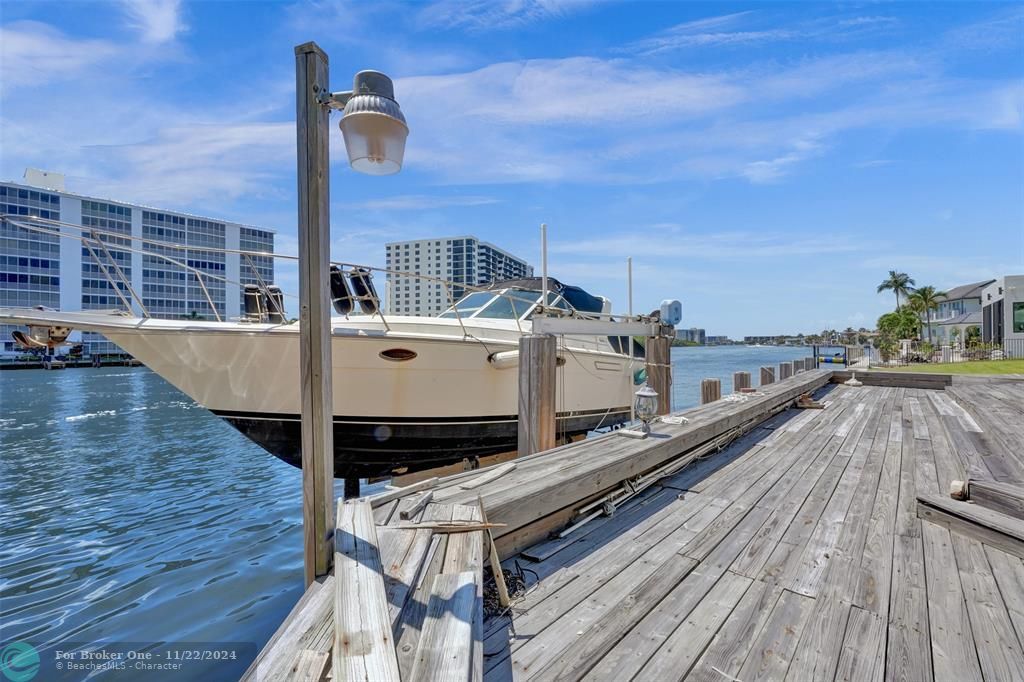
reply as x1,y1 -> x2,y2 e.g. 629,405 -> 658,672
1,1 -> 1021,337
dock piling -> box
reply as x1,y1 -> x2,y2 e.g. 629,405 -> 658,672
733,371 -> 751,393
700,378 -> 722,404
779,361 -> 794,381
760,366 -> 775,386
518,334 -> 557,456
645,336 -> 672,416
805,356 -> 816,371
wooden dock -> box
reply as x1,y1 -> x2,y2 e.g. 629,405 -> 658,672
247,369 -> 1024,681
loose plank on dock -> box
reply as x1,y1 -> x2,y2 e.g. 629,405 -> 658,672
408,572 -> 477,682
334,500 -> 401,682
917,492 -> 1024,560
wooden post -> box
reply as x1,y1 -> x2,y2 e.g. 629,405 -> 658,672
779,361 -> 794,381
518,334 -> 557,456
805,356 -> 816,371
645,335 -> 671,416
733,371 -> 751,392
760,366 -> 775,386
700,378 -> 721,404
793,358 -> 804,372
296,42 -> 335,585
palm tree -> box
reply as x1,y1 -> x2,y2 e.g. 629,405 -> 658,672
877,271 -> 916,311
908,286 -> 946,345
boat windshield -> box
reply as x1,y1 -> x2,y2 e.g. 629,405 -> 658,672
438,288 -> 569,320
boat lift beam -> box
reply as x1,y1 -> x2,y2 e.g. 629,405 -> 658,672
531,317 -> 673,338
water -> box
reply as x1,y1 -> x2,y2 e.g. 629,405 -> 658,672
0,367 -> 368,680
668,344 -> 813,409
0,345 -> 808,679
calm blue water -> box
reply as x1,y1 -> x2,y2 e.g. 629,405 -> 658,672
0,344 -> 808,679
669,344 -> 812,409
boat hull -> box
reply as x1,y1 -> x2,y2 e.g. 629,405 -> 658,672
216,406 -> 628,477
97,320 -> 633,477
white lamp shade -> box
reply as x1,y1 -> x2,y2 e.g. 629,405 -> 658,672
339,94 -> 408,176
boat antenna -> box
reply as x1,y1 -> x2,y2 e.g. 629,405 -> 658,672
541,222 -> 548,309
628,256 -> 635,424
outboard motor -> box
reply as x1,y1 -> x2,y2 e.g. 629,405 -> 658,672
348,268 -> 380,315
264,286 -> 286,323
243,284 -> 266,321
330,265 -> 355,315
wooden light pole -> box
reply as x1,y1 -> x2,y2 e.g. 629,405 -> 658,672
295,42 -> 335,585
293,41 -> 409,584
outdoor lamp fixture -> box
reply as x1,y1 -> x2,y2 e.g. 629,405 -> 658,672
632,383 -> 660,437
321,70 -> 408,175
294,42 -> 412,587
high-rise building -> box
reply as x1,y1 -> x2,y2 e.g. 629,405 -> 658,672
384,236 -> 533,316
679,327 -> 706,345
1,170 -> 275,355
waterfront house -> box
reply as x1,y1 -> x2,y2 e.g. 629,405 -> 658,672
919,279 -> 993,346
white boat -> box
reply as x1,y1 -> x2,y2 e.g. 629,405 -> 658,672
1,278 -> 640,478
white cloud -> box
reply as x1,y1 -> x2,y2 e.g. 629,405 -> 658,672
386,37 -> 1019,185
118,0 -> 187,44
399,57 -> 744,127
0,21 -> 120,91
351,194 -> 501,211
741,136 -> 825,184
943,6 -> 1024,53
1,10 -> 296,215
550,229 -> 864,261
83,122 -> 295,206
417,0 -> 592,31
860,255 -> 1020,289
625,11 -> 899,55
855,159 -> 895,169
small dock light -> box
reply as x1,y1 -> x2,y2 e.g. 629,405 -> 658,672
634,383 -> 659,435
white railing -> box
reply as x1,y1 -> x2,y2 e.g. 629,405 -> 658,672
2,214 -> 659,342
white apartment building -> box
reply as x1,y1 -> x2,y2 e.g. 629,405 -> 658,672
1,169 -> 274,355
384,236 -> 533,316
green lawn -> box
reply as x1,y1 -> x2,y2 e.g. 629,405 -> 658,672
879,359 -> 1024,375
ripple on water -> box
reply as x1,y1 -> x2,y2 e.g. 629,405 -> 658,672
1,367 -> 306,679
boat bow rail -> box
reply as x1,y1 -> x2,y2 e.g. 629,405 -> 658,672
0,213 -> 671,342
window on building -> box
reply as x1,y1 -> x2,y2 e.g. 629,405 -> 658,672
1014,302 -> 1024,334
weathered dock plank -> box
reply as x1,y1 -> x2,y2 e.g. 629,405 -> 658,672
632,570 -> 751,681
334,500 -> 401,682
785,595 -> 850,681
526,553 -> 699,681
687,579 -> 782,682
952,533 -> 1024,680
917,493 -> 1024,560
885,533 -> 932,682
835,605 -> 885,682
966,479 -> 1024,520
921,522 -> 983,681
734,588 -> 815,681
408,572 -> 476,682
